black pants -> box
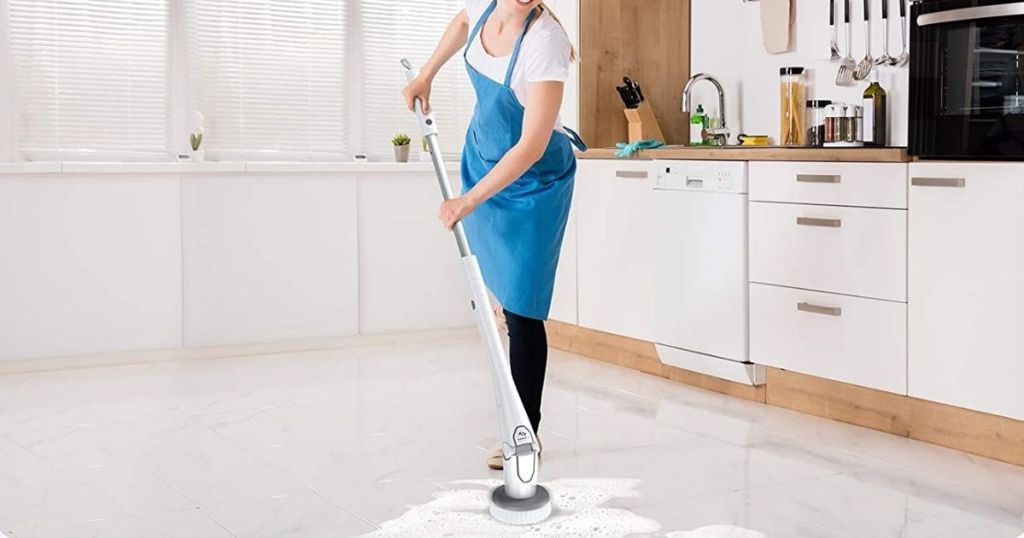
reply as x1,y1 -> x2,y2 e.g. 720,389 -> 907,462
503,308 -> 548,433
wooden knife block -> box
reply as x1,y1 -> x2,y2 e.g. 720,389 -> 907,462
624,102 -> 666,143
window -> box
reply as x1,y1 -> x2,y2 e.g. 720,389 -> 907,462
184,0 -> 348,160
7,0 -> 170,160
0,0 -> 577,162
361,0 -> 475,158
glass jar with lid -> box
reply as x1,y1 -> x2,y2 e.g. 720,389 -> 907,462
779,67 -> 806,146
805,100 -> 832,147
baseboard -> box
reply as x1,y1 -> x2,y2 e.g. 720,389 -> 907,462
546,320 -> 766,403
0,327 -> 478,375
546,320 -> 1024,467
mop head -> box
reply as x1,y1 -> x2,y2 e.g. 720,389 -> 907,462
489,484 -> 552,525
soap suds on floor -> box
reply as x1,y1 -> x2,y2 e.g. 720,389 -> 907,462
358,478 -> 765,538
666,526 -> 767,538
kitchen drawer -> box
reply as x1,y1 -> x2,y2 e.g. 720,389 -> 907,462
749,162 -> 907,209
749,202 -> 907,301
750,283 -> 907,394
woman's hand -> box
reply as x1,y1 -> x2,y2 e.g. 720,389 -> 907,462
402,75 -> 433,114
439,195 -> 478,230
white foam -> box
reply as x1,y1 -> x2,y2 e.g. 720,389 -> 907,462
359,478 -> 658,537
359,478 -> 768,538
666,526 -> 767,538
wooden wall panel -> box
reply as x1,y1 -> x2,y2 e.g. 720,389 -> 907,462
580,0 -> 690,148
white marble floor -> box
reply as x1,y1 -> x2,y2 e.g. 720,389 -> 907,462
1,329 -> 1023,538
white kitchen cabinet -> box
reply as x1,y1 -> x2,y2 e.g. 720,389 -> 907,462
750,283 -> 907,394
182,174 -> 359,347
358,172 -> 473,333
576,159 -> 654,341
0,175 -> 183,360
749,202 -> 907,301
548,199 -> 578,324
908,162 -> 1024,421
749,161 -> 908,209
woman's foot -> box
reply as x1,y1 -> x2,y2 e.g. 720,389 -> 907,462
486,438 -> 543,470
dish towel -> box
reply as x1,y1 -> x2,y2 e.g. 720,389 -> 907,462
615,139 -> 665,158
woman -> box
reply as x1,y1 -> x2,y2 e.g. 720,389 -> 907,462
402,0 -> 585,470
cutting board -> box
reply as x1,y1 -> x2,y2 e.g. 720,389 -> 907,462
761,0 -> 793,54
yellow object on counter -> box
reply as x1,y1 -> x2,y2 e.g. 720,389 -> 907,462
738,134 -> 770,146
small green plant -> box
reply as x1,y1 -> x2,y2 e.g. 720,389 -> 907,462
190,132 -> 203,151
391,133 -> 411,147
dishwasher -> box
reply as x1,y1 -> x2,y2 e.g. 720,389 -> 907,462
651,160 -> 765,386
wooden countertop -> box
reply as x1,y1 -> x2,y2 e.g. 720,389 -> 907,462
578,146 -> 910,163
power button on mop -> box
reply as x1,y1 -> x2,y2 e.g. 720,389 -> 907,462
425,119 -> 433,125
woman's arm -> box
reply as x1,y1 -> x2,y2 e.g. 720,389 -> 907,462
402,10 -> 470,113
439,81 -> 565,229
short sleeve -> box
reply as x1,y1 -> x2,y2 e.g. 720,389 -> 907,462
464,0 -> 487,26
522,28 -> 571,84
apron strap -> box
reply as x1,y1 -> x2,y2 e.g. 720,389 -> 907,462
563,127 -> 588,152
465,0 -> 496,58
503,7 -> 539,87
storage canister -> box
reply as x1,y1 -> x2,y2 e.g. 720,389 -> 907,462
779,67 -> 806,146
806,100 -> 832,147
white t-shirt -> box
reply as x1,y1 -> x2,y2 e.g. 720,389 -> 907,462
464,0 -> 571,132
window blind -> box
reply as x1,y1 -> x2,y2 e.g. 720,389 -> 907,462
361,0 -> 474,158
7,0 -> 170,160
185,0 -> 348,160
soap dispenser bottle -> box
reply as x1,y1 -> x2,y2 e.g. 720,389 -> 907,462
689,104 -> 707,146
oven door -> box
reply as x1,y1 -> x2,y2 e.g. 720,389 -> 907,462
910,0 -> 1024,159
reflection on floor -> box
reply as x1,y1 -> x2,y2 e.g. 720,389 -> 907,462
0,329 -> 1022,537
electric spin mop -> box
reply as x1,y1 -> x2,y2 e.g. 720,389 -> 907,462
402,58 -> 552,526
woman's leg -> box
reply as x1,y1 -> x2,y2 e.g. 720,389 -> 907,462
502,308 -> 548,433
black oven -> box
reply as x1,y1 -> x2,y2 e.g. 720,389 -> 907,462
909,0 -> 1024,159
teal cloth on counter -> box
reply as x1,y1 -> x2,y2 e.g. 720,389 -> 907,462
615,139 -> 665,158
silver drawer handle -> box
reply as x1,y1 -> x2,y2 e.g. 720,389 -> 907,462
912,177 -> 966,188
796,216 -> 842,228
796,174 -> 841,184
797,302 -> 843,317
616,170 -> 648,179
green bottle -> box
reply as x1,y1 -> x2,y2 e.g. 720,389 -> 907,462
689,104 -> 707,146
862,71 -> 887,146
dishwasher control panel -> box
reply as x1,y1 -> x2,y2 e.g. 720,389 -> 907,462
653,160 -> 748,194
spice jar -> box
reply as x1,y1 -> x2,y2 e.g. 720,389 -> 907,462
806,100 -> 832,147
844,105 -> 858,143
854,105 -> 864,143
779,67 -> 806,146
824,103 -> 846,145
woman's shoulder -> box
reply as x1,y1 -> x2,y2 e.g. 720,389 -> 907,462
524,12 -> 572,56
464,0 -> 489,23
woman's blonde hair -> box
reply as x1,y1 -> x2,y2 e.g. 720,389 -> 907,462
538,1 -> 579,63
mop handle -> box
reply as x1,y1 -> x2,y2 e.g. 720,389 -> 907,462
401,59 -> 471,258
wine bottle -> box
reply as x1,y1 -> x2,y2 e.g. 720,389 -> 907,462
862,72 -> 887,146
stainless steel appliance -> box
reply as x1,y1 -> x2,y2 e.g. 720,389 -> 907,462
909,0 -> 1024,159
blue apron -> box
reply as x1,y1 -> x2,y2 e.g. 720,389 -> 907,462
460,1 -> 587,321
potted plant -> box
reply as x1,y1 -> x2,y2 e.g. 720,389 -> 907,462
190,111 -> 205,162
392,133 -> 411,163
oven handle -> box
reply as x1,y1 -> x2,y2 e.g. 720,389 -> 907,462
918,3 -> 1024,26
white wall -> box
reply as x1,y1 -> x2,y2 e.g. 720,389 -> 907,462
690,0 -> 909,146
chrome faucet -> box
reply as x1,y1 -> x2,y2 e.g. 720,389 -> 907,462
682,73 -> 731,146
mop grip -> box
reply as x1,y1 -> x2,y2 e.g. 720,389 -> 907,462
401,59 -> 439,137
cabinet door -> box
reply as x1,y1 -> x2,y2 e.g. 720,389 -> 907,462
909,163 -> 1024,421
577,159 -> 654,341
